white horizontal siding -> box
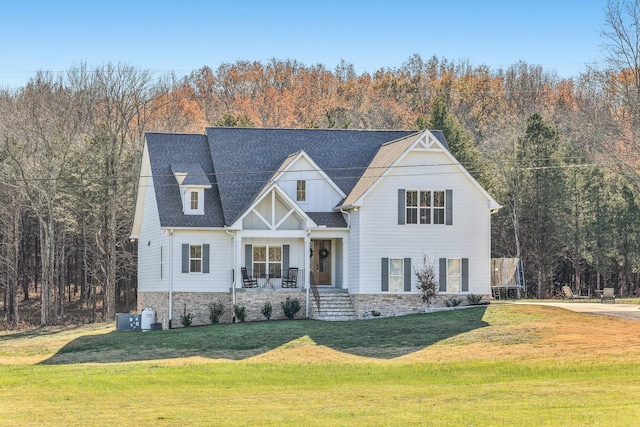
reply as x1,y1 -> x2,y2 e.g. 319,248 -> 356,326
171,230 -> 234,292
356,149 -> 492,295
137,173 -> 169,293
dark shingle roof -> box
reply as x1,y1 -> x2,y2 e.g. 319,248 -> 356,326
146,133 -> 225,227
205,128 -> 419,225
170,163 -> 211,186
307,212 -> 348,228
146,128 -> 449,228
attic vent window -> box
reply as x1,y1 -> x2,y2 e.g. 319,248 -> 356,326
296,180 -> 306,202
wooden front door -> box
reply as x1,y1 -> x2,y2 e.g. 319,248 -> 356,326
312,240 -> 331,285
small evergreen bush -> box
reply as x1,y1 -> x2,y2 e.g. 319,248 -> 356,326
261,301 -> 273,320
444,297 -> 464,307
233,304 -> 247,322
207,300 -> 225,324
466,294 -> 484,305
281,297 -> 301,320
180,304 -> 193,327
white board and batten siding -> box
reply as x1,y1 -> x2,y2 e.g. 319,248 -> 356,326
276,156 -> 344,212
354,149 -> 492,295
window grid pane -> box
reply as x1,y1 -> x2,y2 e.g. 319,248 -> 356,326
269,246 -> 282,262
253,246 -> 266,262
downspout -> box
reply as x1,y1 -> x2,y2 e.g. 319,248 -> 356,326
339,209 -> 351,229
225,226 -> 237,307
305,229 -> 311,319
168,229 -> 174,329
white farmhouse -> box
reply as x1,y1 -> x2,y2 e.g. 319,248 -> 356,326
131,128 -> 500,327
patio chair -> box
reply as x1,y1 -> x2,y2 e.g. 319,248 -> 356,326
241,267 -> 258,288
600,287 -> 616,304
561,285 -> 589,302
281,268 -> 299,288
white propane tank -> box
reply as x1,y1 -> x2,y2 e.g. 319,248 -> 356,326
141,307 -> 156,331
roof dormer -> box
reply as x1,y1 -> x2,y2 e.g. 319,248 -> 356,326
171,163 -> 212,216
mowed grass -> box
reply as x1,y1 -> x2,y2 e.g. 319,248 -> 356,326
2,304 -> 640,426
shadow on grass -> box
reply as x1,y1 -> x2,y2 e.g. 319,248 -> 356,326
40,307 -> 488,365
0,324 -> 90,341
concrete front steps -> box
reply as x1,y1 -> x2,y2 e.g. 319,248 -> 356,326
310,289 -> 357,321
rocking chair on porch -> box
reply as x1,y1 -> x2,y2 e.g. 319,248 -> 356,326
281,268 -> 299,288
241,267 -> 258,288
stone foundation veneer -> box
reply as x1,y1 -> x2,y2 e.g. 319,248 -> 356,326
138,289 -> 307,328
350,293 -> 490,318
138,290 -> 489,327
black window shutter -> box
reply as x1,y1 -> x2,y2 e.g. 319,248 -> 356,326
244,244 -> 252,274
283,244 -> 290,276
202,244 -> 210,274
398,189 -> 405,225
381,258 -> 389,291
182,244 -> 189,273
439,258 -> 447,291
404,258 -> 412,291
445,190 -> 453,225
462,258 -> 469,292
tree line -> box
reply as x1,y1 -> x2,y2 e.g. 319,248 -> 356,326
1,0 -> 639,327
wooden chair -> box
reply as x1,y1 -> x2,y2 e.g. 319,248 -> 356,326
241,267 -> 258,288
600,287 -> 616,304
281,268 -> 299,288
561,285 -> 589,302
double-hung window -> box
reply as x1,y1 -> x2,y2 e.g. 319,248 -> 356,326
381,257 -> 411,292
432,191 -> 445,224
253,245 -> 282,278
446,258 -> 461,292
190,245 -> 202,273
388,258 -> 405,292
181,244 -> 209,273
438,257 -> 468,292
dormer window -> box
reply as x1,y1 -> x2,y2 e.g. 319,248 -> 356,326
190,191 -> 199,210
183,187 -> 205,215
296,180 -> 306,201
171,163 -> 211,216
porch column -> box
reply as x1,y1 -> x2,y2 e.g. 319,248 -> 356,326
304,231 -> 311,319
233,232 -> 242,306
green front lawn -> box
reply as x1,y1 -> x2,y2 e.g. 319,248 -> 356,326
1,304 -> 640,426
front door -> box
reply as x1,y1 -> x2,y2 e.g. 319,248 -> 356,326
312,240 -> 331,285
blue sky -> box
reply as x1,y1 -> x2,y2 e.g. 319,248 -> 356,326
0,0 -> 608,88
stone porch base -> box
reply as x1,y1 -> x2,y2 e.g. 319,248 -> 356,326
138,291 -> 490,328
